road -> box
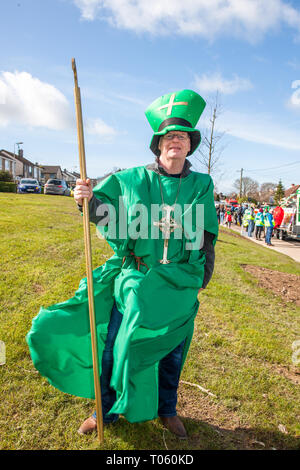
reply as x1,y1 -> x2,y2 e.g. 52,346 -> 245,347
224,224 -> 300,263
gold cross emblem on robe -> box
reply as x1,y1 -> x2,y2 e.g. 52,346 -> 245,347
157,93 -> 188,116
153,205 -> 182,264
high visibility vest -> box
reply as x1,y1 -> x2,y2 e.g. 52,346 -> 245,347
244,209 -> 250,219
255,213 -> 264,226
264,213 -> 275,227
245,209 -> 255,221
242,216 -> 249,227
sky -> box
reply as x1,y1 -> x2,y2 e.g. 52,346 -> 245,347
1,0 -> 300,194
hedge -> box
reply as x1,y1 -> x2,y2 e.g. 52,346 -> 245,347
0,182 -> 17,193
0,171 -> 13,182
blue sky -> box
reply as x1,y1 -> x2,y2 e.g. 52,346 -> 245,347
1,0 -> 300,193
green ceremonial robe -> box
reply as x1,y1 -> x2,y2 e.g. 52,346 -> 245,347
27,166 -> 218,423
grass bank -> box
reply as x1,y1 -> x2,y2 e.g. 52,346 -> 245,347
0,193 -> 299,450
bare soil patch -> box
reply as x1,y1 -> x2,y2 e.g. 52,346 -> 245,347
177,386 -> 249,449
242,265 -> 300,306
271,365 -> 300,385
176,386 -> 297,450
32,283 -> 45,294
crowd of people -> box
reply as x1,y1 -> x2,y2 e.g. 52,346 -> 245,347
216,203 -> 276,246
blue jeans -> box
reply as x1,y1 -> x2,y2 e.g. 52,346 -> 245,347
265,226 -> 273,244
93,302 -> 186,423
248,220 -> 254,237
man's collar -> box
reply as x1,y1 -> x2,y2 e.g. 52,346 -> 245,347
146,157 -> 192,177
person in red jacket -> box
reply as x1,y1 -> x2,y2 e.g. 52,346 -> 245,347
273,205 -> 284,229
225,210 -> 232,228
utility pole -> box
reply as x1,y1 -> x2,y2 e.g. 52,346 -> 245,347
239,168 -> 243,198
14,141 -> 23,179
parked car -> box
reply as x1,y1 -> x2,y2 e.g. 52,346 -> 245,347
44,179 -> 71,196
18,178 -> 41,194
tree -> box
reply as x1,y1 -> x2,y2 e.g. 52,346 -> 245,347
233,176 -> 259,198
228,192 -> 238,199
259,182 -> 276,203
274,180 -> 285,204
191,92 -> 226,176
238,195 -> 258,205
0,171 -> 13,182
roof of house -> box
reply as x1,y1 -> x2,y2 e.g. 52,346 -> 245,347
41,165 -> 62,172
284,184 -> 300,198
62,169 -> 76,178
0,149 -> 36,167
0,150 -> 16,161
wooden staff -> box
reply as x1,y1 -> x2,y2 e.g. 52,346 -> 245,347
71,58 -> 104,443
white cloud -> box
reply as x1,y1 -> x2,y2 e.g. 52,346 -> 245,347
289,80 -> 300,107
73,0 -> 101,20
216,110 -> 300,150
86,117 -> 117,137
0,71 -> 117,139
194,72 -> 253,95
0,71 -> 73,130
110,92 -> 146,106
73,0 -> 300,40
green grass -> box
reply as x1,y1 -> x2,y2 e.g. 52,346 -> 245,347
0,193 -> 299,450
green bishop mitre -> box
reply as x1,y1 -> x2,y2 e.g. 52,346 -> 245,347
145,89 -> 206,156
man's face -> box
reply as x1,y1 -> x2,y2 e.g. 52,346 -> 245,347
158,131 -> 191,160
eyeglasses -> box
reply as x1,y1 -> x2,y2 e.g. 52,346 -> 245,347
163,133 -> 189,141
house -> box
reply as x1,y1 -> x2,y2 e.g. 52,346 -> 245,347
41,166 -> 63,182
0,149 -> 42,181
0,150 -> 17,178
285,184 -> 300,199
63,170 -> 97,187
62,168 -> 77,185
15,150 -> 42,180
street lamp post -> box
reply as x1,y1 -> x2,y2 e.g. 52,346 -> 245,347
14,142 -> 23,179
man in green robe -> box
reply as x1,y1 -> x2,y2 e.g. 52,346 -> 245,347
27,90 -> 218,439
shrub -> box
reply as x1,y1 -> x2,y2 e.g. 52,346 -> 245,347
238,196 -> 258,205
0,171 -> 13,182
0,182 -> 17,193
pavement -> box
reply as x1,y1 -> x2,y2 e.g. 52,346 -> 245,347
223,223 -> 300,264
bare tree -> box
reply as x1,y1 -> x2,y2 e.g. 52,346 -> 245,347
259,182 -> 276,203
191,92 -> 226,175
233,176 -> 259,198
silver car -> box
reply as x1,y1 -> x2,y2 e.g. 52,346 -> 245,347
44,179 -> 71,196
